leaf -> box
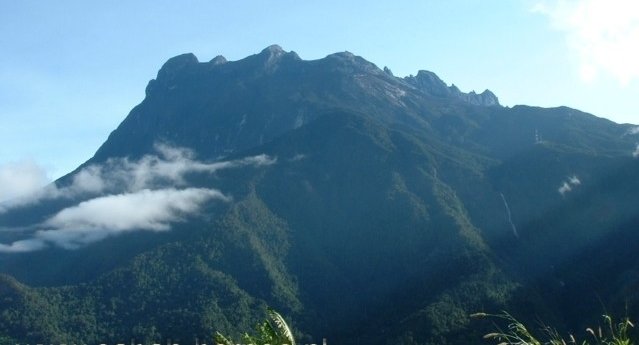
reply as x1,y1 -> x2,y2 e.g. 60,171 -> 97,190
214,331 -> 235,345
268,308 -> 295,345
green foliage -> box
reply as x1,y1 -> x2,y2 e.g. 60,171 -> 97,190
0,335 -> 16,345
215,308 -> 295,345
0,235 -> 281,343
474,312 -> 635,345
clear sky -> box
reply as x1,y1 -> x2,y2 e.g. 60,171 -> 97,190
1,0 -> 638,193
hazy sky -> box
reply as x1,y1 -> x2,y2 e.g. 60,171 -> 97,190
1,0 -> 638,185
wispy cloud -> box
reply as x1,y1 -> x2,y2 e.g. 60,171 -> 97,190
558,174 -> 582,195
0,143 -> 276,212
36,188 -> 226,249
0,144 -> 276,252
533,0 -> 639,84
568,175 -> 581,185
634,144 -> 639,157
0,160 -> 50,204
558,181 -> 573,195
1,188 -> 224,252
0,238 -> 47,253
289,154 -> 307,162
627,127 -> 639,135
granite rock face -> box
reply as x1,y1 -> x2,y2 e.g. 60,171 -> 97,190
405,70 -> 500,106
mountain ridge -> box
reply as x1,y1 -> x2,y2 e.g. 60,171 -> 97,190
1,45 -> 638,345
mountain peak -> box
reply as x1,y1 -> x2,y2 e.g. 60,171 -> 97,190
324,51 -> 381,74
253,45 -> 301,69
210,55 -> 227,65
405,70 -> 500,106
156,53 -> 199,81
261,44 -> 285,55
328,51 -> 355,58
412,70 -> 450,97
477,89 -> 499,106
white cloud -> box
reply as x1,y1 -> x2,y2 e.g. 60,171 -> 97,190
0,160 -> 50,203
71,165 -> 107,194
0,188 -> 227,252
533,0 -> 639,84
0,144 -> 276,212
568,175 -> 581,185
628,126 -> 639,135
35,188 -> 226,249
634,144 -> 639,157
289,154 -> 307,162
0,144 -> 277,252
558,181 -> 573,195
558,174 -> 582,195
0,238 -> 46,253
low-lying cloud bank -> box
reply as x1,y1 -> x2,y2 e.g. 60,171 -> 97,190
0,188 -> 225,253
0,144 -> 275,212
0,160 -> 50,204
0,144 -> 276,253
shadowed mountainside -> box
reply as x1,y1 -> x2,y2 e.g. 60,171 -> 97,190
1,45 -> 638,345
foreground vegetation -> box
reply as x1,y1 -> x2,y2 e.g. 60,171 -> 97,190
216,309 -> 638,345
215,308 -> 296,345
474,312 -> 634,345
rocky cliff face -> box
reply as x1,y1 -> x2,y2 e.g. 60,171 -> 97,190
404,70 -> 500,106
94,47 -> 502,166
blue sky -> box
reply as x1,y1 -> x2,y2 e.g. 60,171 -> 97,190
1,0 -> 638,198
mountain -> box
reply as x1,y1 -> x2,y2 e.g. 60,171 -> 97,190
1,45 -> 638,345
